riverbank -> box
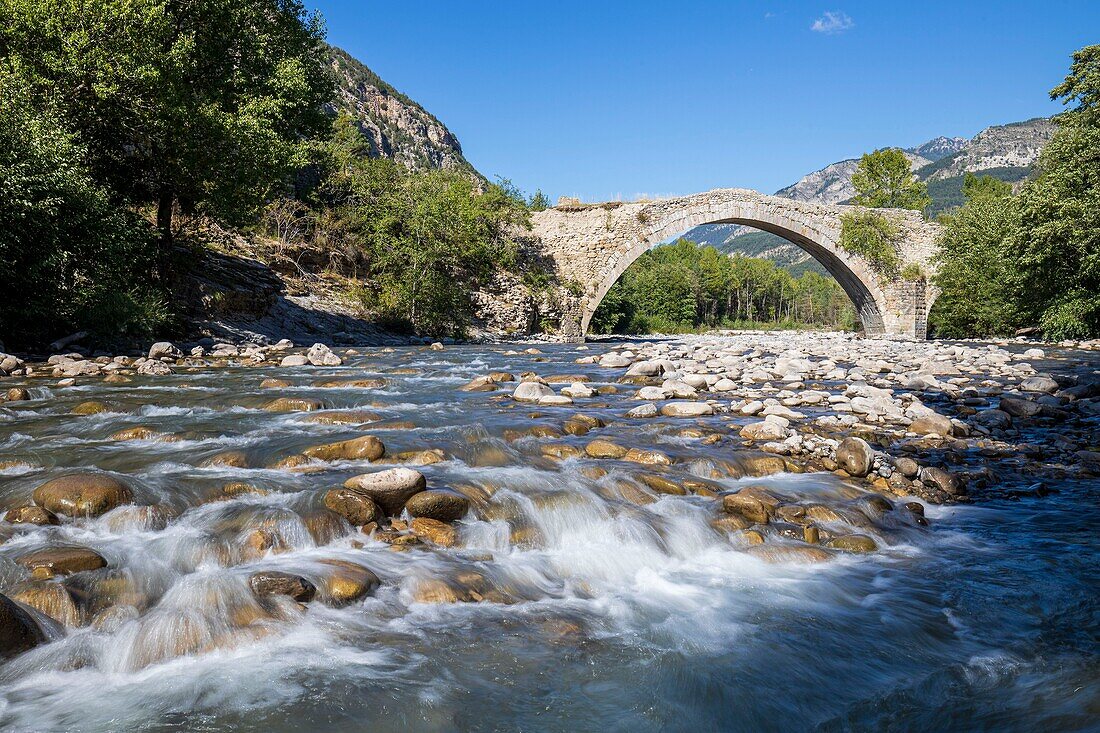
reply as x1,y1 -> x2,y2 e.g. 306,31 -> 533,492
0,331 -> 1097,730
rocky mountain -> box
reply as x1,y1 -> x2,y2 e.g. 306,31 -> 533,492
686,117 -> 1055,272
917,118 -> 1055,181
910,136 -> 969,162
328,46 -> 474,173
774,151 -> 932,206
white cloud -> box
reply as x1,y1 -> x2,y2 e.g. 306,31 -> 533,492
811,11 -> 854,34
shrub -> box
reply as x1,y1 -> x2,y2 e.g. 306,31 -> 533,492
839,211 -> 902,277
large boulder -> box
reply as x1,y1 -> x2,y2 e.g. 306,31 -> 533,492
512,382 -> 554,402
136,359 -> 172,376
147,342 -> 182,360
0,593 -> 49,659
920,466 -> 963,496
584,440 -> 628,459
315,559 -> 380,606
249,571 -> 316,602
909,413 -> 954,436
835,437 -> 874,477
1000,396 -> 1042,418
307,343 -> 343,366
303,435 -> 385,462
404,490 -> 470,522
1020,375 -> 1059,394
32,474 -> 134,517
660,401 -> 713,418
342,468 -> 426,515
323,488 -> 383,526
739,420 -> 787,441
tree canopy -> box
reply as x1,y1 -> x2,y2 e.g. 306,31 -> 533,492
2,0 -> 334,246
850,148 -> 931,211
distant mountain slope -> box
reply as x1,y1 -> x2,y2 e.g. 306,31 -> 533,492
775,151 -> 932,206
686,117 -> 1055,273
328,46 -> 476,174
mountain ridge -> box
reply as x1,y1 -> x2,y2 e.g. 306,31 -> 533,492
327,46 -> 476,174
685,117 -> 1055,273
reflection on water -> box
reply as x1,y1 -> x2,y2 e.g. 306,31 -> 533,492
0,343 -> 1096,732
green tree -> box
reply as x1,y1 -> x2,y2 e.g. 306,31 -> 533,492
930,176 -> 1021,337
0,68 -> 164,345
961,171 -> 1013,201
1009,45 -> 1100,339
839,211 -> 902,276
311,121 -> 529,335
529,190 -> 550,211
2,0 -> 334,251
850,148 -> 931,211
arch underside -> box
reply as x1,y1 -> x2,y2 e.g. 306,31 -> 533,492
580,216 -> 887,335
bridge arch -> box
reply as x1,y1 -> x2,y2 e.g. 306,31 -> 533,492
528,189 -> 940,340
577,200 -> 889,335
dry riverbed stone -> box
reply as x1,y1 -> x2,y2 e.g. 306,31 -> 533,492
835,437 -> 874,477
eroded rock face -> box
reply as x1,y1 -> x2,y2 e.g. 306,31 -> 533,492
342,468 -> 426,515
32,474 -> 134,517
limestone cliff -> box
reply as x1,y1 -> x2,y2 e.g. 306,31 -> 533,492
328,46 -> 475,174
917,118 -> 1055,181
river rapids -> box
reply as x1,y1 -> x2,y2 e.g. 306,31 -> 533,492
0,339 -> 1096,732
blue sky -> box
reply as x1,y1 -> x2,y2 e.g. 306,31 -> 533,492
315,1 -> 1099,202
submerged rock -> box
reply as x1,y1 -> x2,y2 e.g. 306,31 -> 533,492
5,505 -> 60,526
17,546 -> 108,578
826,534 -> 878,553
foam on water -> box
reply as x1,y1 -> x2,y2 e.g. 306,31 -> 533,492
0,343 -> 1095,732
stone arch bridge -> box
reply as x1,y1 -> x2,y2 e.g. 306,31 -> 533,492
527,189 -> 942,340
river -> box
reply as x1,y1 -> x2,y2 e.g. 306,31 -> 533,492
0,339 -> 1096,732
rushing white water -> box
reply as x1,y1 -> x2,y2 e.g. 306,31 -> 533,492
0,343 -> 1096,732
